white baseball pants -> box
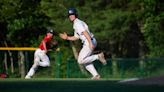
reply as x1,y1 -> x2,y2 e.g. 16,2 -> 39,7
25,49 -> 50,77
78,38 -> 99,77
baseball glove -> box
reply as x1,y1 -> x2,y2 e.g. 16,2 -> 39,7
50,41 -> 58,51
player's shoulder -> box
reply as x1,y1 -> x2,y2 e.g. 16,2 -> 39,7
74,18 -> 86,26
77,18 -> 85,22
43,35 -> 52,41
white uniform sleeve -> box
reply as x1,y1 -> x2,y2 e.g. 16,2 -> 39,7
74,31 -> 80,39
75,22 -> 86,34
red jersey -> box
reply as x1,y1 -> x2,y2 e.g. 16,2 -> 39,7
39,36 -> 52,50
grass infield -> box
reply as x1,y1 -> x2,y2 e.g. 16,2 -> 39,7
0,78 -> 163,92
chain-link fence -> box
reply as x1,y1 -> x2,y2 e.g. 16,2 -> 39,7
59,58 -> 164,79
1,48 -> 164,79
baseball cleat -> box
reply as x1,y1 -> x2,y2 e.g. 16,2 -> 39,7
91,75 -> 100,80
25,76 -> 31,79
98,52 -> 107,65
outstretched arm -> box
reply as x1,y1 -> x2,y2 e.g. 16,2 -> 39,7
59,32 -> 79,41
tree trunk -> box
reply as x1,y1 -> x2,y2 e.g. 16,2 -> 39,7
19,51 -> 25,78
112,55 -> 118,77
3,52 -> 8,73
70,42 -> 78,60
9,52 -> 14,73
3,41 -> 14,73
70,42 -> 87,75
139,40 -> 146,76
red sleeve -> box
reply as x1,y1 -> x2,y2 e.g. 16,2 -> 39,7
43,36 -> 49,43
39,36 -> 51,50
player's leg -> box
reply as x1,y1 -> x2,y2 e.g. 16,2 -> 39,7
98,52 -> 107,65
39,50 -> 50,67
84,63 -> 100,80
80,47 -> 107,65
78,38 -> 106,65
78,46 -> 100,79
25,62 -> 38,79
78,38 -> 98,64
78,46 -> 98,64
25,49 -> 40,79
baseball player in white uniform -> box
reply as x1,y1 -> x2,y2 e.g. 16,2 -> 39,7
60,8 -> 107,80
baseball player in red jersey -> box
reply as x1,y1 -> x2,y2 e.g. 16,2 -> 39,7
60,8 -> 107,80
25,29 -> 56,79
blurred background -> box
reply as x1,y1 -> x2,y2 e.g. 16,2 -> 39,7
0,0 -> 164,79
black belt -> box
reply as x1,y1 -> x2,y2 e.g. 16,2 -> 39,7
83,38 -> 94,43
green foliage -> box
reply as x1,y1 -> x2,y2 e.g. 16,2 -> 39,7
0,0 -> 50,46
143,13 -> 164,57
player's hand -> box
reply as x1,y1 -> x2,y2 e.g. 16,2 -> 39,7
44,50 -> 48,54
59,32 -> 68,40
52,41 -> 58,46
50,41 -> 58,51
89,43 -> 95,50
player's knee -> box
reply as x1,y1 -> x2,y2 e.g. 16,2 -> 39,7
78,59 -> 85,65
39,61 -> 50,67
42,63 -> 50,67
47,63 -> 50,67
45,62 -> 50,67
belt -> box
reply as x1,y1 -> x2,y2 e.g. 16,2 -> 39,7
82,37 -> 94,43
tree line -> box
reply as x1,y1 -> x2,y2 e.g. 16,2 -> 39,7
0,0 -> 164,59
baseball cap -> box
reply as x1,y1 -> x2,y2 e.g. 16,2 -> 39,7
47,29 -> 54,35
68,8 -> 78,17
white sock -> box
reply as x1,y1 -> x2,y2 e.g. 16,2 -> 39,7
25,63 -> 38,77
26,68 -> 35,77
85,63 -> 99,77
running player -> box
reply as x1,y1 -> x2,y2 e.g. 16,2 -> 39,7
60,8 -> 107,80
25,29 -> 57,79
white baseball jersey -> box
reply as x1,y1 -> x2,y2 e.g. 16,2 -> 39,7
73,18 -> 99,77
73,18 -> 94,44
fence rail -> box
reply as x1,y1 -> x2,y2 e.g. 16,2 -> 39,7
0,47 -> 37,51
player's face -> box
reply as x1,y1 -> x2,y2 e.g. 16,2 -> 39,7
47,33 -> 53,38
69,15 -> 76,22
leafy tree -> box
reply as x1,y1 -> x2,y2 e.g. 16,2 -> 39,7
0,0 -> 50,47
143,13 -> 164,57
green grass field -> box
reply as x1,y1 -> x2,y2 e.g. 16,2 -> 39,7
0,78 -> 163,92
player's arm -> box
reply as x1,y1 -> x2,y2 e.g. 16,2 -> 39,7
60,32 -> 79,41
67,36 -> 79,41
42,40 -> 47,53
82,31 -> 94,49
49,41 -> 58,51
